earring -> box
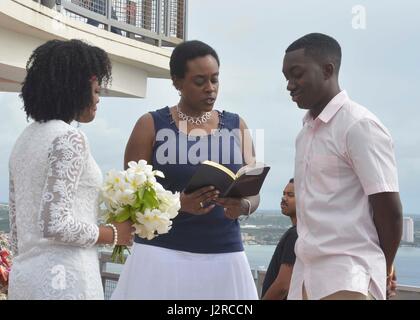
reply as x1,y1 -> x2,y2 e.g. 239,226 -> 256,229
177,90 -> 182,96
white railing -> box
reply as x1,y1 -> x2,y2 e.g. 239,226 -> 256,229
33,0 -> 187,47
99,252 -> 420,300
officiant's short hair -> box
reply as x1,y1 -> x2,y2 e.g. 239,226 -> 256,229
21,39 -> 111,123
170,40 -> 220,79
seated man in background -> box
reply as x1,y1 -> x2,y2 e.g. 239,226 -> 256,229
261,178 -> 297,300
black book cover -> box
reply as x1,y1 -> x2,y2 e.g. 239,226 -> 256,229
184,161 -> 270,198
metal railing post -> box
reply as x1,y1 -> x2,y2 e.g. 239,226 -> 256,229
183,0 -> 187,40
165,0 -> 170,38
176,0 -> 183,39
106,0 -> 112,31
143,0 -> 152,31
156,0 -> 162,46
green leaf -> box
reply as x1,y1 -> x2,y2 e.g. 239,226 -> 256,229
138,186 -> 146,198
130,209 -> 138,223
133,198 -> 142,209
133,187 -> 145,209
114,207 -> 131,222
143,187 -> 159,209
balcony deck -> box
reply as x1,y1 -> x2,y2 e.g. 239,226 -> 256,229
34,0 -> 187,47
0,0 -> 184,97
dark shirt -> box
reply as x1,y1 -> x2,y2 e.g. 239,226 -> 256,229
134,107 -> 244,254
261,225 -> 297,298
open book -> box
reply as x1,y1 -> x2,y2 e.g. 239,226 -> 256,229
184,161 -> 270,198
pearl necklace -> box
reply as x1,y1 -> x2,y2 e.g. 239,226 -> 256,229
177,105 -> 212,125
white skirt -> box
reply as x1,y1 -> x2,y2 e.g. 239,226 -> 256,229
111,243 -> 258,300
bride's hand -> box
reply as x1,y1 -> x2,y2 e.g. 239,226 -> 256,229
180,186 -> 219,215
113,221 -> 135,246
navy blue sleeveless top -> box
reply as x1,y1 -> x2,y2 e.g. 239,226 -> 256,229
134,106 -> 244,253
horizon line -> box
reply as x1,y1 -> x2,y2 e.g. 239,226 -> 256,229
0,202 -> 418,215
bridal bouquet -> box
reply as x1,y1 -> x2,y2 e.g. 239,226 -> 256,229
0,232 -> 12,299
101,160 -> 180,263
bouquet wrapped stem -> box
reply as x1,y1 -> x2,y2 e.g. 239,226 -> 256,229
101,160 -> 180,263
110,243 -> 129,264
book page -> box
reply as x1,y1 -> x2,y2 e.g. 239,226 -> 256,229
202,160 -> 236,180
236,162 -> 267,178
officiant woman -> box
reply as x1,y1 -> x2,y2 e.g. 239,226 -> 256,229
111,40 -> 260,299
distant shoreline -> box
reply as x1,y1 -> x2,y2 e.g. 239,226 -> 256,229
0,203 -> 420,216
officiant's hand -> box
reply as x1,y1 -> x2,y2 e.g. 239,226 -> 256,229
180,186 -> 219,215
213,197 -> 248,220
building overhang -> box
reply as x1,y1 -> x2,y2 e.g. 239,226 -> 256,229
0,0 -> 173,97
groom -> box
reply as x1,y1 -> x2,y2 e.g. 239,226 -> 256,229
282,33 -> 402,300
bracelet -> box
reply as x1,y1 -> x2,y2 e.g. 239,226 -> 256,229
105,223 -> 118,247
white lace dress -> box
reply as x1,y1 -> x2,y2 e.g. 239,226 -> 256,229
8,120 -> 104,299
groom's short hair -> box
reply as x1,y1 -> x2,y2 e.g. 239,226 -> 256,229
286,33 -> 342,75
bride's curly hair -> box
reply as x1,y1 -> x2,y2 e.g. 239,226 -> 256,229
21,39 -> 112,123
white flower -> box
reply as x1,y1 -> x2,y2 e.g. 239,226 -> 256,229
153,170 -> 165,178
100,160 -> 180,244
103,170 -> 127,192
154,182 -> 165,192
146,174 -> 157,184
116,189 -> 137,206
126,160 -> 165,185
126,170 -> 147,190
158,190 -> 181,219
103,188 -> 135,208
133,223 -> 155,240
134,208 -> 173,240
127,160 -> 153,175
103,193 -> 122,211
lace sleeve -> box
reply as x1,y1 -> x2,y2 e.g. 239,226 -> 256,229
9,175 -> 18,256
40,130 -> 99,247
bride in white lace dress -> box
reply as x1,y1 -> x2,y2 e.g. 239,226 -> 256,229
8,39 -> 133,300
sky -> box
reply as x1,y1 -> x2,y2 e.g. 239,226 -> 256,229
1,0 -> 419,214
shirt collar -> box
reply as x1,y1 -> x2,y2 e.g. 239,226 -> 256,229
303,90 -> 349,125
